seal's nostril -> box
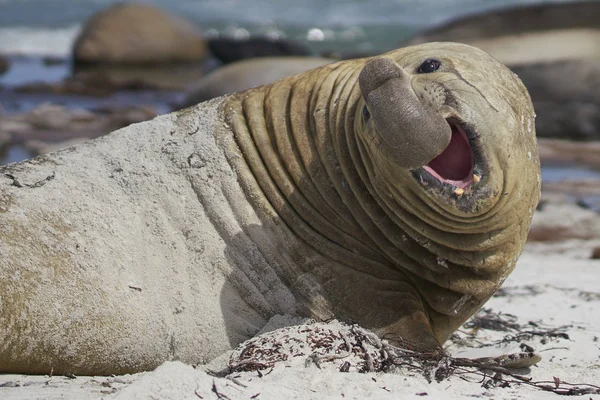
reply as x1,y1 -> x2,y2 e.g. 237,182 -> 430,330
362,105 -> 370,122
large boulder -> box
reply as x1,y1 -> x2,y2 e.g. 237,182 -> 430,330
528,199 -> 600,242
208,37 -> 313,64
73,2 -> 207,65
538,138 -> 600,170
18,66 -> 206,93
182,56 -> 334,106
511,62 -> 600,141
403,1 -> 600,48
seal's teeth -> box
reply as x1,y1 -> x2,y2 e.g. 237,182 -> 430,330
453,188 -> 464,196
473,174 -> 481,183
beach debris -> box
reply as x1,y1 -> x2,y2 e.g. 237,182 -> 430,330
217,315 -> 599,396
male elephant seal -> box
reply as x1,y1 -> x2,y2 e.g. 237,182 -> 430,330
0,42 -> 540,375
220,41 -> 540,350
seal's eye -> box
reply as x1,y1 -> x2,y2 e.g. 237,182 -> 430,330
417,59 -> 441,74
362,105 -> 370,122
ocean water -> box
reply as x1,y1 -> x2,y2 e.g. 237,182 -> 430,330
542,165 -> 600,182
1,0 -> 599,183
0,0 -> 589,57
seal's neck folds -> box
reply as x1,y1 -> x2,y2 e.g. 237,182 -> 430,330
220,61 -> 530,305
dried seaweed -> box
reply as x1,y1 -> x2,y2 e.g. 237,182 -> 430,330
219,317 -> 599,396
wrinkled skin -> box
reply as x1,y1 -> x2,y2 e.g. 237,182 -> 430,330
222,42 -> 541,349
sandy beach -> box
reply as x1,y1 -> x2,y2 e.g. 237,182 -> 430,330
1,235 -> 599,399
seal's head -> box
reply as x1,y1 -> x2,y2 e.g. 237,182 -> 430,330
356,42 -> 540,219
353,43 -> 541,343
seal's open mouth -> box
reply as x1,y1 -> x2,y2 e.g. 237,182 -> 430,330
423,121 -> 474,189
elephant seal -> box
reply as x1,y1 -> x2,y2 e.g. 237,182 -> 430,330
221,41 -> 540,350
403,1 -> 600,140
0,42 -> 539,375
182,56 -> 334,106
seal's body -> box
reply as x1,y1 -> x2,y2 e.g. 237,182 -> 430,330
0,43 -> 540,375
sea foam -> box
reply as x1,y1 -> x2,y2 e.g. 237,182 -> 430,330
0,25 -> 80,57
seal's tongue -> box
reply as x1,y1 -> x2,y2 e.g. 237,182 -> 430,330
424,123 -> 473,188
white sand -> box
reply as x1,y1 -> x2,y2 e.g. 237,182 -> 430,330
2,239 -> 599,400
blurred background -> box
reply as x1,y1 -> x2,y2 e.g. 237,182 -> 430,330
0,0 -> 578,57
1,0 -> 600,247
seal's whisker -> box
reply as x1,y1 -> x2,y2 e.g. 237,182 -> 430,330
435,77 -> 463,86
439,79 -> 479,95
448,93 -> 479,113
447,88 -> 479,97
431,75 -> 446,85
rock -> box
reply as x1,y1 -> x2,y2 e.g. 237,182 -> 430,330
533,101 -> 600,141
17,65 -> 205,94
42,56 -> 67,66
0,103 -> 157,158
71,64 -> 207,91
540,179 -> 600,214
528,201 -> 600,242
182,56 -> 334,106
512,62 -> 600,141
73,2 -> 207,65
538,138 -> 600,170
208,37 -> 312,64
590,247 -> 600,259
0,56 -> 9,76
0,131 -> 10,150
542,180 -> 600,200
15,73 -> 153,97
403,2 -> 600,49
